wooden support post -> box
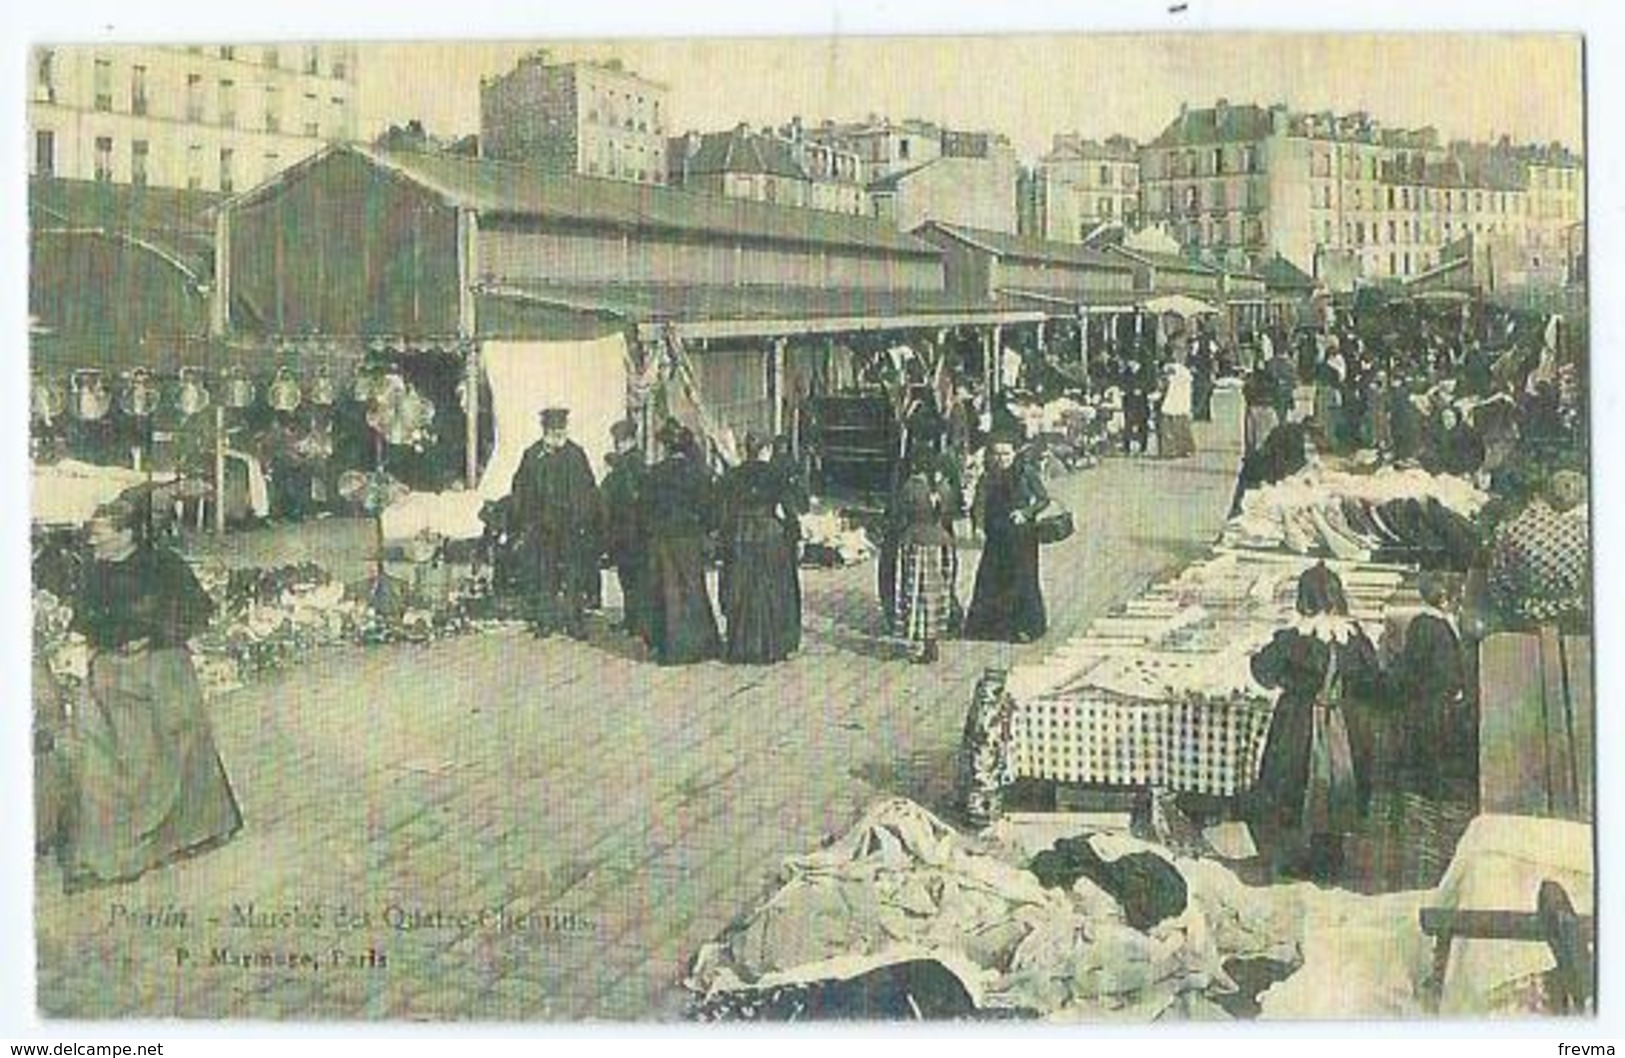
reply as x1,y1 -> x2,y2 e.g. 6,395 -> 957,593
991,324 -> 1004,395
213,404 -> 226,535
1078,308 -> 1090,395
463,343 -> 482,490
771,336 -> 787,438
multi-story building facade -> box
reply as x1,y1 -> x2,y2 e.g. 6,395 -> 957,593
1139,99 -> 1584,290
808,117 -> 945,183
1020,134 -> 1140,243
28,43 -> 358,193
480,52 -> 668,185
666,120 -> 865,214
806,118 -> 1019,233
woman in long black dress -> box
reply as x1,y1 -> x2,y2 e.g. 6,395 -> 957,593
641,422 -> 722,665
1249,563 -> 1383,881
964,435 -> 1049,643
718,433 -> 802,664
61,494 -> 242,891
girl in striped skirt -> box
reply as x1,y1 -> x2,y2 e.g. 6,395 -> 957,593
893,449 -> 961,664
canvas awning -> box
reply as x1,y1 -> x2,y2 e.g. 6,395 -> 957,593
1143,293 -> 1221,318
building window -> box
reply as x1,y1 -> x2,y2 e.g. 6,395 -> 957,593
94,58 -> 113,111
303,92 -> 319,137
263,151 -> 280,180
264,86 -> 280,132
1102,197 -> 1114,217
263,46 -> 280,68
220,45 -> 235,60
35,48 -> 55,103
1403,252 -> 1412,275
331,56 -> 347,80
187,145 -> 203,189
131,140 -> 150,186
898,138 -> 910,161
131,64 -> 148,115
1388,220 -> 1397,243
219,147 -> 234,193
1213,148 -> 1226,175
1099,164 -> 1110,186
304,45 -> 320,75
219,80 -> 236,127
1389,252 -> 1398,275
94,136 -> 113,181
34,130 -> 54,177
1355,222 -> 1365,246
187,74 -> 204,122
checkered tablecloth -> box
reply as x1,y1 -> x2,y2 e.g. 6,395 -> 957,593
1007,691 -> 1275,797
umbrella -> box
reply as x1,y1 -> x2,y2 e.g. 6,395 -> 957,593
1143,294 -> 1221,319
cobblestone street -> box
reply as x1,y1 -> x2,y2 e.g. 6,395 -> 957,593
36,398 -> 1242,1022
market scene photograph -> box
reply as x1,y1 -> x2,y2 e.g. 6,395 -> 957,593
24,33 -> 1591,1022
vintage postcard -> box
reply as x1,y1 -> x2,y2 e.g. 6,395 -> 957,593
22,28 -> 1595,1025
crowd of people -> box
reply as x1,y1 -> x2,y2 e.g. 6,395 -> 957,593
498,402 -> 1065,671
1235,300 -> 1590,885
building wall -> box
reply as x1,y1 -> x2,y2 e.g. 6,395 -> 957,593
482,58 -> 668,185
999,259 -> 1137,299
478,223 -> 944,291
28,44 -> 357,192
1033,153 -> 1139,241
883,156 -> 1019,235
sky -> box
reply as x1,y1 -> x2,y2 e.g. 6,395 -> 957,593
354,34 -> 1585,162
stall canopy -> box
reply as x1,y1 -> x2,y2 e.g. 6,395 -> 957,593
1143,293 -> 1221,318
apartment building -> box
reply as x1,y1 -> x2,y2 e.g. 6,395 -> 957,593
481,52 -> 669,185
28,43 -> 358,193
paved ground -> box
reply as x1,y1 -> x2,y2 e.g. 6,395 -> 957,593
35,396 -> 1244,1022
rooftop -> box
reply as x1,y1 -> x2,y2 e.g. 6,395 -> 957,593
246,145 -> 939,258
914,221 -> 1136,272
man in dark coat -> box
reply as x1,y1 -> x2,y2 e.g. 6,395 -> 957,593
510,407 -> 602,640
600,418 -> 648,641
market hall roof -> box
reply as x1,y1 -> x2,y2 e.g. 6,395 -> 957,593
235,144 -> 941,259
30,178 -> 226,371
30,177 -> 221,280
913,221 -> 1137,272
476,281 -> 1047,342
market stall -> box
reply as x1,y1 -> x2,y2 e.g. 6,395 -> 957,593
962,548 -> 1416,825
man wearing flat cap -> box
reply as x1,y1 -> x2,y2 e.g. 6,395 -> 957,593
510,407 -> 602,639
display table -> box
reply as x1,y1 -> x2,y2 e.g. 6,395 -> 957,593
962,549 -> 1414,824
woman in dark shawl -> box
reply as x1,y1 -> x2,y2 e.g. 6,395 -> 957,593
1388,573 -> 1472,793
1249,563 -> 1383,881
61,493 -> 242,891
718,433 -> 802,664
640,422 -> 722,665
964,434 -> 1049,643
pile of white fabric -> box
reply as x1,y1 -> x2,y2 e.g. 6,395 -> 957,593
799,506 -> 875,567
1224,465 -> 1488,558
687,799 -> 1311,1021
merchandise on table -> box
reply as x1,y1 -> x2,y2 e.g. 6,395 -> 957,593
977,550 -> 1412,805
1223,466 -> 1487,562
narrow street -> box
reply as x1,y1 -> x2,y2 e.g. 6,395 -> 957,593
36,396 -> 1243,1021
